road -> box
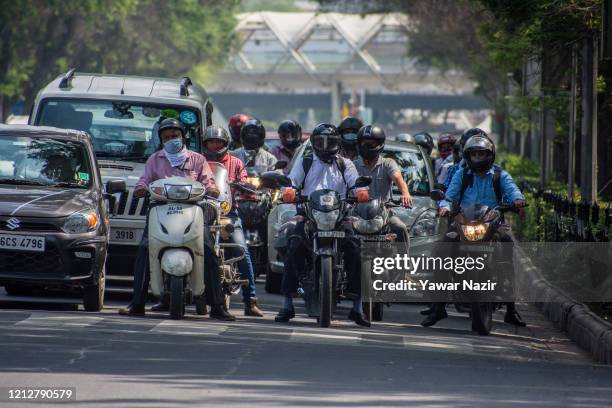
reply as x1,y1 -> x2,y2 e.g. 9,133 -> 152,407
0,283 -> 611,408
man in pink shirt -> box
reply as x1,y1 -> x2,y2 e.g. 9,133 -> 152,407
119,118 -> 234,320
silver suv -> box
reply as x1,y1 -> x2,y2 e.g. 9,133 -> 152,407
29,69 -> 215,289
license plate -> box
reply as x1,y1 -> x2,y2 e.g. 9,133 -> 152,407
356,234 -> 389,242
111,228 -> 143,243
459,244 -> 495,253
0,233 -> 45,252
317,231 -> 345,238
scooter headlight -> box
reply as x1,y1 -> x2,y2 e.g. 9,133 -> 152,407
461,223 -> 489,241
353,216 -> 384,234
165,184 -> 191,200
312,209 -> 340,231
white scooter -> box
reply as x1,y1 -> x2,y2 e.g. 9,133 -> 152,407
147,176 -> 209,319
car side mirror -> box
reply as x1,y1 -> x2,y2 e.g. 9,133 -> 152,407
260,171 -> 292,189
106,179 -> 127,194
429,189 -> 445,201
354,176 -> 371,189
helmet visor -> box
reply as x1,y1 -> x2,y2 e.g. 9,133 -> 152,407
468,149 -> 492,164
341,132 -> 358,142
313,134 -> 340,152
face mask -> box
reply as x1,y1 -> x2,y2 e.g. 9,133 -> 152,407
163,138 -> 183,154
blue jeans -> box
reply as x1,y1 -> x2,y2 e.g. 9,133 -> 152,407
228,211 -> 257,302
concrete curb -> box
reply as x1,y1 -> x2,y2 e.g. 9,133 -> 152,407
515,245 -> 612,364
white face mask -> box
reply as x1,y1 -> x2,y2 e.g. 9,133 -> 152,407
163,138 -> 183,154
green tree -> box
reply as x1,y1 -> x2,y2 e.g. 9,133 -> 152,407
0,0 -> 239,120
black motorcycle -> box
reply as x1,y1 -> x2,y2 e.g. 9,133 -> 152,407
349,198 -> 406,322
260,171 -> 370,327
442,194 -> 524,335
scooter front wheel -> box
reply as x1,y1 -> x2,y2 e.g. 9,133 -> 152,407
169,275 -> 185,320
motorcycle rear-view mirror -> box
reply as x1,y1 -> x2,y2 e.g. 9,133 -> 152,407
260,171 -> 292,189
274,160 -> 288,170
429,189 -> 445,201
354,176 -> 371,189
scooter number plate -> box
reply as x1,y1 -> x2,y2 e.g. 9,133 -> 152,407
317,231 -> 345,238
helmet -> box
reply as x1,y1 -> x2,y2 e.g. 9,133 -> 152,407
396,133 -> 415,144
158,118 -> 186,137
437,133 -> 457,159
240,118 -> 266,151
278,120 -> 302,150
311,123 -> 341,163
357,125 -> 385,161
414,132 -> 434,156
202,125 -> 230,162
460,127 -> 488,150
338,116 -> 364,156
463,135 -> 495,172
228,113 -> 250,144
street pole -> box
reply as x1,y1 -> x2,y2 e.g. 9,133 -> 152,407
591,37 -> 599,202
568,44 -> 578,198
580,37 -> 595,201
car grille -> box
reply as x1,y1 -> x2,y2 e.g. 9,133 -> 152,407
116,190 -> 149,217
0,246 -> 63,275
0,220 -> 61,232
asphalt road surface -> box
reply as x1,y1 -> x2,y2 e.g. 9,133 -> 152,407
1,282 -> 611,408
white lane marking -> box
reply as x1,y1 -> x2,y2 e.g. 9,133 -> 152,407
15,313 -> 103,328
290,330 -> 361,345
10,190 -> 70,216
150,320 -> 228,336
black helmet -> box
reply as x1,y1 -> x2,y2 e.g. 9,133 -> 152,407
460,127 -> 488,150
158,118 -> 185,138
463,135 -> 495,172
202,125 -> 230,162
338,116 -> 364,156
311,123 -> 341,163
278,120 -> 302,150
414,132 -> 434,156
357,124 -> 385,161
240,118 -> 266,151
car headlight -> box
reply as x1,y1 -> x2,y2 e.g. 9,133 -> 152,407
312,209 -> 340,231
461,223 -> 489,241
63,209 -> 99,234
353,216 -> 384,234
410,209 -> 439,237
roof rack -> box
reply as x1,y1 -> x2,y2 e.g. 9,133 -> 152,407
58,68 -> 76,89
179,77 -> 192,96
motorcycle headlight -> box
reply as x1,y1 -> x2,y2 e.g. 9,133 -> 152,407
312,209 -> 340,231
63,209 -> 99,234
410,209 -> 439,237
461,223 -> 489,241
247,176 -> 260,188
353,216 -> 384,234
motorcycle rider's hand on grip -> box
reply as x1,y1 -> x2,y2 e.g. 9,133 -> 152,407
439,207 -> 449,217
282,188 -> 297,203
356,189 -> 369,203
133,185 -> 147,198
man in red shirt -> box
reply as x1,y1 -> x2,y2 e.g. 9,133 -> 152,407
202,125 -> 264,317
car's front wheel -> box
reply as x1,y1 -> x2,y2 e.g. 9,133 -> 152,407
83,265 -> 105,312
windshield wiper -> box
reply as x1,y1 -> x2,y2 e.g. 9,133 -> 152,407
50,182 -> 88,189
0,179 -> 49,186
96,152 -> 148,162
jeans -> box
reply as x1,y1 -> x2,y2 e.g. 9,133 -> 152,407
130,221 -> 224,307
228,211 -> 257,302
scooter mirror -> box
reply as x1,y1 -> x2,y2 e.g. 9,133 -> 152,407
429,189 -> 445,201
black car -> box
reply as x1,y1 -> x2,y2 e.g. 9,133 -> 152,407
0,124 -> 125,310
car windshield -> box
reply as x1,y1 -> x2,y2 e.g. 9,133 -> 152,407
38,100 -> 201,161
383,150 -> 431,196
0,136 -> 92,188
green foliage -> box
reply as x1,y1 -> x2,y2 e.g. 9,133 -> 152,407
0,0 -> 240,115
241,0 -> 301,12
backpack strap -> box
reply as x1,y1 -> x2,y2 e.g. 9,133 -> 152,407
300,152 -> 314,190
492,165 -> 502,204
334,156 -> 347,187
458,170 -> 474,205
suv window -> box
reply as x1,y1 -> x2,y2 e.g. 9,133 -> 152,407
384,150 -> 430,195
37,99 -> 201,161
0,136 -> 92,188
